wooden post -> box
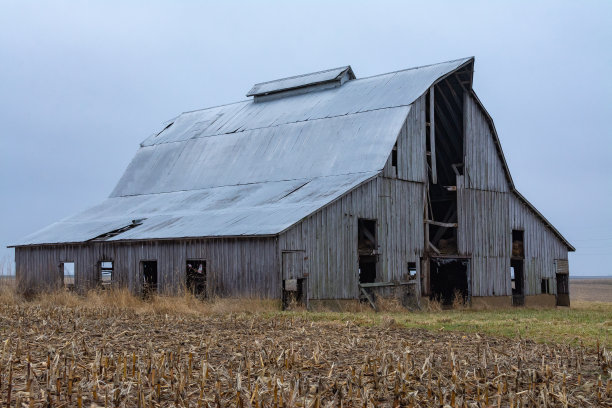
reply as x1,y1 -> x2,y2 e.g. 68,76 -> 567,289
429,86 -> 437,184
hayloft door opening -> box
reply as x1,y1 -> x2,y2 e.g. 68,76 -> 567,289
429,258 -> 469,306
186,260 -> 207,298
510,260 -> 524,306
141,261 -> 158,296
281,251 -> 306,309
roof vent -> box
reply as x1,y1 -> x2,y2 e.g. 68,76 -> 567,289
247,66 -> 355,101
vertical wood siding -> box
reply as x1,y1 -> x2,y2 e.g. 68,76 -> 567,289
459,94 -> 569,297
279,176 -> 425,300
383,94 -> 427,182
463,94 -> 510,193
509,194 -> 569,295
15,238 -> 279,298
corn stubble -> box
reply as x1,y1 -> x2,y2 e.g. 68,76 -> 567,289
0,293 -> 609,407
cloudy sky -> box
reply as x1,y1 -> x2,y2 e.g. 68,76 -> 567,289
1,1 -> 610,276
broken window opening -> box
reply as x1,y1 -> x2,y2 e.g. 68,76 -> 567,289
541,278 -> 550,294
511,259 -> 524,306
60,262 -> 75,289
186,260 -> 207,298
358,219 -> 377,255
99,261 -> 113,288
512,230 -> 524,258
407,262 -> 417,281
429,258 -> 469,306
391,142 -> 398,173
141,260 -> 158,297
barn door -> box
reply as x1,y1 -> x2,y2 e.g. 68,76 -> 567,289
281,251 -> 306,309
555,259 -> 570,306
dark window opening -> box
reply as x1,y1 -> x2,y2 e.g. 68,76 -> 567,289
99,261 -> 113,287
186,260 -> 207,298
511,259 -> 524,306
358,219 -> 377,255
141,261 -> 158,297
429,258 -> 469,306
541,278 -> 550,294
60,262 -> 75,289
512,230 -> 524,258
359,255 -> 377,284
391,142 -> 398,171
282,278 -> 305,309
407,262 -> 417,281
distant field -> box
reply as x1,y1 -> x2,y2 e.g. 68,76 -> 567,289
570,277 -> 612,303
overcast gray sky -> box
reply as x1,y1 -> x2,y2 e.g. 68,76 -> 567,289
1,1 -> 610,276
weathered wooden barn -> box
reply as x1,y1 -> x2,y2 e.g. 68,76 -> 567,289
12,57 -> 574,308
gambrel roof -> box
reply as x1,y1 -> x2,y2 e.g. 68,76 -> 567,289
14,57 -> 573,250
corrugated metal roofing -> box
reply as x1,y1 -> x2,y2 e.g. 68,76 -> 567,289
16,57 -> 474,246
246,66 -> 354,97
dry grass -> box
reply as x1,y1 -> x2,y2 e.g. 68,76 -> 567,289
0,290 -> 610,407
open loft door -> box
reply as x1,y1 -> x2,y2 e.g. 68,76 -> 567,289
423,64 -> 472,295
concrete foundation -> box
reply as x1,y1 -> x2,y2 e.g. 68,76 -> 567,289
524,294 -> 557,308
470,296 -> 512,309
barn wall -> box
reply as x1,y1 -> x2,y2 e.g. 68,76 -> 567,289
279,176 -> 425,300
15,237 -> 279,298
463,94 -> 510,193
509,194 -> 569,295
458,93 -> 569,298
383,93 -> 427,182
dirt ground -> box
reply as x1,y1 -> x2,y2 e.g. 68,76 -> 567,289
0,302 -> 609,407
571,278 -> 612,303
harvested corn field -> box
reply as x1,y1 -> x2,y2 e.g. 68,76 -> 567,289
0,296 -> 610,407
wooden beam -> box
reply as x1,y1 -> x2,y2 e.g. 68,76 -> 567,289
428,241 -> 441,254
426,220 -> 458,228
429,86 -> 437,184
359,287 -> 377,311
359,281 -> 417,288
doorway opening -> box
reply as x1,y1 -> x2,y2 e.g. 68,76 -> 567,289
282,278 -> 305,309
186,260 -> 207,298
99,261 -> 113,288
141,261 -> 158,297
358,219 -> 378,303
511,259 -> 524,306
60,262 -> 75,289
556,273 -> 569,306
429,258 -> 469,306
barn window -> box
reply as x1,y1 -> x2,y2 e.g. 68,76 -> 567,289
512,230 -> 524,258
541,278 -> 550,294
407,262 -> 417,280
391,142 -> 398,173
186,260 -> 207,298
99,261 -> 113,287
